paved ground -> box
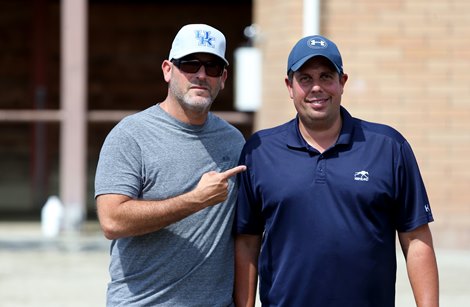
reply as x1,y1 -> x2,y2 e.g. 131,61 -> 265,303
0,221 -> 469,306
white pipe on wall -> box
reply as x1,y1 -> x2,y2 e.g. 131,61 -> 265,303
303,0 -> 321,36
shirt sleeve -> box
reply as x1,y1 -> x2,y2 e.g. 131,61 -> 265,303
234,145 -> 264,235
94,123 -> 143,199
394,140 -> 434,232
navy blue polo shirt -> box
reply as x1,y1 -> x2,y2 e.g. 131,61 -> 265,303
235,107 -> 433,307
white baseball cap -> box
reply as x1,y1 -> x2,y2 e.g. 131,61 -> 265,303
168,24 -> 229,66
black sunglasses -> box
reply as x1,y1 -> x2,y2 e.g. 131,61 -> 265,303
171,58 -> 225,77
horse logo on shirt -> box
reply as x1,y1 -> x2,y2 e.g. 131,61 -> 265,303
354,170 -> 369,182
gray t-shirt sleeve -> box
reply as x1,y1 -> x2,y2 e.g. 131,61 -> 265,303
95,122 -> 142,198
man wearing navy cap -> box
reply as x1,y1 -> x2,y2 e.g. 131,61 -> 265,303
234,35 -> 439,306
96,24 -> 246,306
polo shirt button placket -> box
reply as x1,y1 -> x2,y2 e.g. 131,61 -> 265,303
316,155 -> 326,183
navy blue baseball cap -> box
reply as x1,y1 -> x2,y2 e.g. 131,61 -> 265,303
287,35 -> 343,74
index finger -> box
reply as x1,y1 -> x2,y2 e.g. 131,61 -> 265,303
220,165 -> 247,179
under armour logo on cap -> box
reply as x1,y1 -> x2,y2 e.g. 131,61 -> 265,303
308,38 -> 328,48
169,24 -> 229,66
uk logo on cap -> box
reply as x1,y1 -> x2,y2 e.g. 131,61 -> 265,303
195,30 -> 216,48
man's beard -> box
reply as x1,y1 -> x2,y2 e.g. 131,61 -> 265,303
170,81 -> 218,113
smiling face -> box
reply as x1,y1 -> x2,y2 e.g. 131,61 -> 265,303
285,56 -> 348,132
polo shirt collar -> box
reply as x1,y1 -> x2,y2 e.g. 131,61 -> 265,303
286,106 -> 355,150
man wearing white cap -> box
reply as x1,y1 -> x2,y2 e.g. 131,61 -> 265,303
95,24 -> 246,306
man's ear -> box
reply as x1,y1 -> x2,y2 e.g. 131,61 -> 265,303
162,60 -> 172,82
285,76 -> 294,99
219,69 -> 228,90
339,73 -> 348,94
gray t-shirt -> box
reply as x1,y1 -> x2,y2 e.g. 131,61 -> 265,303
95,104 -> 245,306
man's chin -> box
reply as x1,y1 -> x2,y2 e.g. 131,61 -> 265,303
182,99 -> 213,112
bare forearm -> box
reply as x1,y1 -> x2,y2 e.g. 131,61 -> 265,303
97,190 -> 205,239
235,234 -> 261,307
399,225 -> 439,307
406,241 -> 439,307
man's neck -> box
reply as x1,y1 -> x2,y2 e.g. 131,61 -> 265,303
159,99 -> 208,126
298,118 -> 342,153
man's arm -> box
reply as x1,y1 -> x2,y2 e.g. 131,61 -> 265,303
234,234 -> 262,307
96,165 -> 246,239
398,224 -> 439,307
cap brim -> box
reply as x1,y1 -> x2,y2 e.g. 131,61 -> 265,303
170,50 -> 229,66
290,54 -> 340,74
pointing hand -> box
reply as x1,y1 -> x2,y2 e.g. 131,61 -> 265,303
193,165 -> 246,207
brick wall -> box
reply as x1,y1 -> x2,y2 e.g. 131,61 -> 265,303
253,0 -> 303,129
255,0 -> 470,248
